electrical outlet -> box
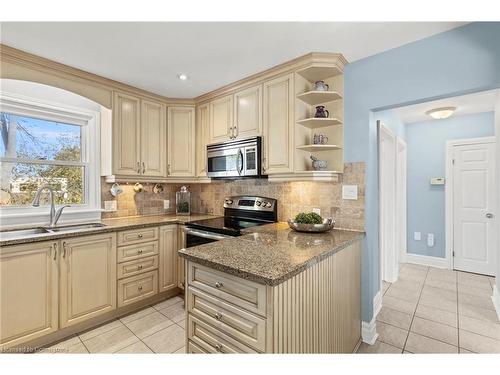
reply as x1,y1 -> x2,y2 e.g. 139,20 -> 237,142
342,185 -> 358,200
163,200 -> 170,210
414,232 -> 421,241
104,200 -> 117,212
312,208 -> 321,216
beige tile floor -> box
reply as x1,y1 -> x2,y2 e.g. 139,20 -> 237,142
358,264 -> 500,354
38,296 -> 186,354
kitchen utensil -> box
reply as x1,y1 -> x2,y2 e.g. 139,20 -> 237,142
313,134 -> 329,145
152,183 -> 164,194
110,183 -> 123,197
314,106 -> 329,118
133,183 -> 143,193
313,81 -> 329,91
287,218 -> 335,233
310,155 -> 328,170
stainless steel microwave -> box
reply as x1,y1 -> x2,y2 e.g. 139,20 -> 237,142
207,137 -> 262,178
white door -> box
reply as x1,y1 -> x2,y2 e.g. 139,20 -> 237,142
378,122 -> 398,283
396,137 -> 407,265
452,140 -> 497,276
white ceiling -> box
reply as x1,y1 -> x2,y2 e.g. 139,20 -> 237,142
0,22 -> 466,98
395,89 -> 500,124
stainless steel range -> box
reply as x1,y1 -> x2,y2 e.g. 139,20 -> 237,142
184,196 -> 277,248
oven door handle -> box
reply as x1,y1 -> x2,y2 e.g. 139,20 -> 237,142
183,227 -> 231,241
237,148 -> 244,175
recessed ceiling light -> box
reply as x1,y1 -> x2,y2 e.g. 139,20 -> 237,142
425,107 -> 456,119
178,74 -> 188,81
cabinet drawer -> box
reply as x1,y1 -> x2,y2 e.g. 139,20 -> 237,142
117,255 -> 158,279
117,241 -> 158,263
188,314 -> 257,354
187,262 -> 267,316
187,287 -> 266,352
117,270 -> 158,307
188,340 -> 208,353
117,227 -> 158,246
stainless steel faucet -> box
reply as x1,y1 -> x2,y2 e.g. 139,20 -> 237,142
32,185 -> 70,228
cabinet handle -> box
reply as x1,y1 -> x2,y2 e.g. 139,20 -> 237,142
62,242 -> 67,258
137,249 -> 143,254
262,157 -> 267,173
138,285 -> 143,291
142,162 -> 146,174
138,265 -> 143,270
137,161 -> 141,174
215,281 -> 223,289
53,243 -> 58,260
167,164 -> 171,176
138,233 -> 143,238
214,312 -> 223,320
214,344 -> 223,353
234,124 -> 238,138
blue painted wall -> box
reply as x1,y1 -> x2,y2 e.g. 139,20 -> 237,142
406,112 -> 495,257
343,22 -> 500,322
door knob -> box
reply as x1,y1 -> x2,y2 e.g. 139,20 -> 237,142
486,213 -> 494,218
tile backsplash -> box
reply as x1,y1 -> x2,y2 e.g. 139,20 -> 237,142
101,162 -> 365,231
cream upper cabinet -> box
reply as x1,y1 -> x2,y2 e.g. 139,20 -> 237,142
195,103 -> 209,177
209,94 -> 233,144
113,91 -> 141,176
233,84 -> 262,139
0,241 -> 58,349
59,234 -> 117,328
167,107 -> 196,177
262,73 -> 294,174
140,100 -> 167,177
159,225 -> 178,292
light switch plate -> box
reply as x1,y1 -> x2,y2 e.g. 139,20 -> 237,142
427,233 -> 435,247
312,208 -> 321,216
414,232 -> 421,241
342,185 -> 358,200
163,200 -> 170,209
104,200 -> 117,212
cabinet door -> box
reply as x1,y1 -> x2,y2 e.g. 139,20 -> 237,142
141,100 -> 167,177
195,103 -> 209,177
167,107 -> 195,177
59,234 -> 116,328
159,225 -> 178,292
209,95 -> 233,143
263,74 -> 294,174
234,84 -> 262,139
113,91 -> 141,175
178,225 -> 186,289
0,242 -> 58,349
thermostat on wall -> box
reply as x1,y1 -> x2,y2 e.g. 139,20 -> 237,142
430,177 -> 445,185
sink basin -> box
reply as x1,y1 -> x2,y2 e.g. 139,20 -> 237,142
45,223 -> 107,232
0,227 -> 51,240
0,223 -> 107,241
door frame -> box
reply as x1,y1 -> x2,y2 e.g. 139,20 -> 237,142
396,137 -> 408,265
445,136 -> 497,271
378,121 -> 398,285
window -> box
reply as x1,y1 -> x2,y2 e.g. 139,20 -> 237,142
0,91 -> 101,224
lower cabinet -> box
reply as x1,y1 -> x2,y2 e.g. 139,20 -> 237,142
59,234 -> 117,328
159,225 -> 178,292
0,241 -> 59,349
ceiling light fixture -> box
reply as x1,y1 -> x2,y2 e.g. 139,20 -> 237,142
178,74 -> 188,81
425,106 -> 456,119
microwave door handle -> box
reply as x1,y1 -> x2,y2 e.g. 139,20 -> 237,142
237,148 -> 244,175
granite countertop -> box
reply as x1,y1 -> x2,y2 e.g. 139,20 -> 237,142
0,213 -> 218,246
179,222 -> 365,286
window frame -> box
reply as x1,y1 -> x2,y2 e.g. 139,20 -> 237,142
0,92 -> 102,227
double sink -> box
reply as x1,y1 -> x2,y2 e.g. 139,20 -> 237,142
0,223 -> 107,241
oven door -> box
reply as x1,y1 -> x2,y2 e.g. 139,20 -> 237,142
184,227 -> 231,247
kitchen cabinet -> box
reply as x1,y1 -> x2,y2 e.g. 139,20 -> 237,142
195,103 -> 209,177
112,91 -> 141,176
0,241 -> 58,349
167,107 -> 196,177
209,94 -> 233,143
159,225 -> 178,292
178,225 -> 186,289
112,91 -> 167,178
262,73 -> 294,174
233,84 -> 262,139
59,234 -> 117,328
140,99 -> 167,177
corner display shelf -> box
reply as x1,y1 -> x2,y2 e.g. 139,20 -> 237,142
296,117 -> 343,129
296,144 -> 342,152
296,90 -> 342,106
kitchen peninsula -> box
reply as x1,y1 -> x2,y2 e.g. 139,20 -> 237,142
179,223 -> 364,354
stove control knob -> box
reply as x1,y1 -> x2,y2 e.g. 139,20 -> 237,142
265,202 -> 272,208
255,201 -> 262,206
226,199 -> 233,205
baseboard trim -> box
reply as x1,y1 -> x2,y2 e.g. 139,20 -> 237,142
492,285 -> 500,322
403,253 -> 450,269
362,291 -> 382,345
